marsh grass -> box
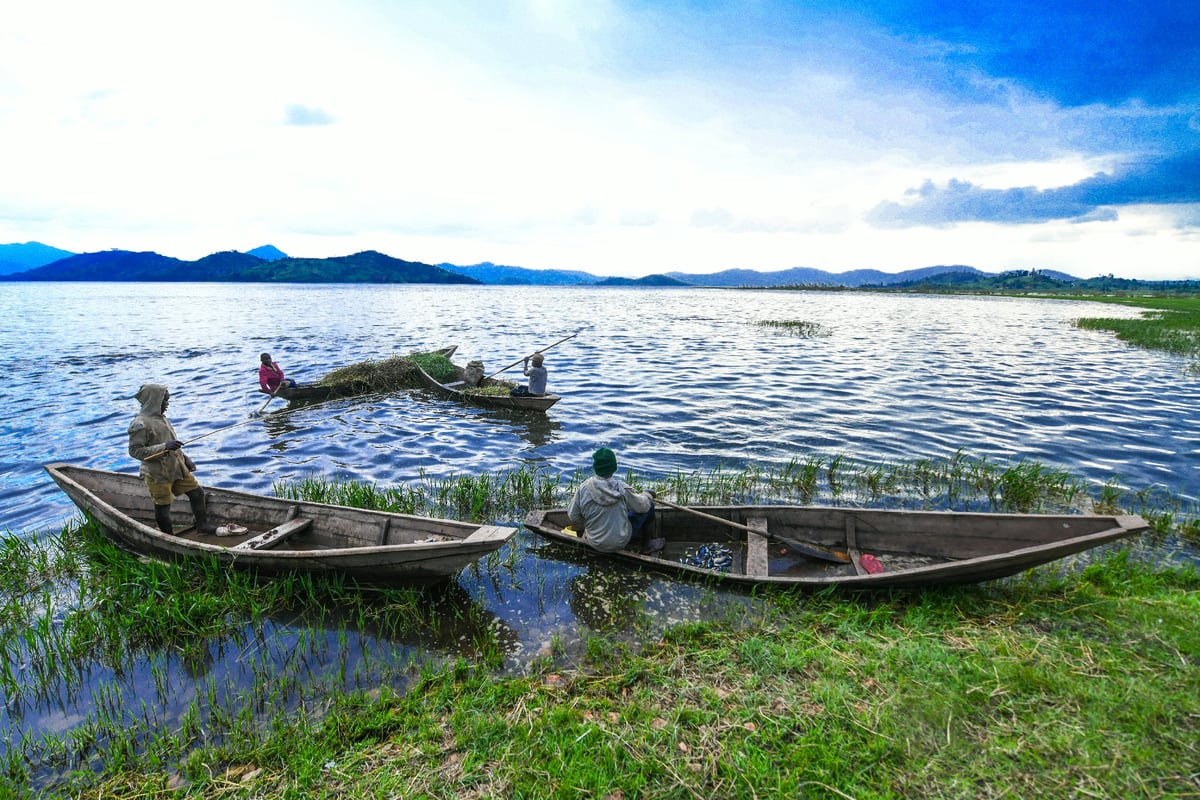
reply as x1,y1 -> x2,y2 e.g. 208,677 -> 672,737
71,555 -> 1200,799
756,319 -> 832,337
5,450 -> 1200,797
0,519 -> 508,795
1071,295 -> 1200,366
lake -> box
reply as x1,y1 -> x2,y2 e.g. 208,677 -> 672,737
3,282 -> 1197,535
2,282 -> 1197,788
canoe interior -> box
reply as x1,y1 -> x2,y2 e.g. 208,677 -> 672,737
414,363 -> 561,411
45,464 -> 515,583
525,505 -> 1149,588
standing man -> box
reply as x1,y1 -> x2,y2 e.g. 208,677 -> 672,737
567,447 -> 660,554
128,383 -> 216,535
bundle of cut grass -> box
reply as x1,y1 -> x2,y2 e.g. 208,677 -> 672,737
463,384 -> 517,396
316,351 -> 456,393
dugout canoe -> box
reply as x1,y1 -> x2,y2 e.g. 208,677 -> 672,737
46,463 -> 515,584
523,503 -> 1149,589
414,363 -> 561,411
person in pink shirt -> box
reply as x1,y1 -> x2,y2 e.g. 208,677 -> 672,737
258,352 -> 296,394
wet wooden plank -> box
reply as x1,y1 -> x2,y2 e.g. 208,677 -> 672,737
233,516 -> 312,551
746,517 -> 769,577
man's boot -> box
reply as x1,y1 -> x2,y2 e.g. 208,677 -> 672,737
154,504 -> 174,535
187,489 -> 218,534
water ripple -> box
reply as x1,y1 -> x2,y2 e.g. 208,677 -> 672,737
1,283 -> 1190,532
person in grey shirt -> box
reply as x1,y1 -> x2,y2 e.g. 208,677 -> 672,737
567,447 -> 660,554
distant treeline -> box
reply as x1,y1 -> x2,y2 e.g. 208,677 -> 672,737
769,268 -> 1200,296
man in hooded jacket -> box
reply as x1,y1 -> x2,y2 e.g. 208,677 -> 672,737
567,447 -> 660,554
128,383 -> 216,535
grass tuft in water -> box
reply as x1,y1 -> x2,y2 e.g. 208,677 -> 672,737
756,319 -> 832,337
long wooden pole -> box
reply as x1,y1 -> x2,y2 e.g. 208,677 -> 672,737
484,331 -> 579,380
143,417 -> 263,460
655,498 -> 851,564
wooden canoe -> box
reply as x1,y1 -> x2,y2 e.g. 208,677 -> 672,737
523,504 -> 1149,589
414,363 -> 561,412
265,346 -> 459,404
46,463 -> 515,584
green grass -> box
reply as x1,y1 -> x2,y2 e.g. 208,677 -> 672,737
5,453 -> 1200,798
316,350 -> 459,392
1020,293 -> 1200,364
67,556 -> 1200,799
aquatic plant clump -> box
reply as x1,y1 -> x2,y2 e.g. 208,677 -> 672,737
757,319 -> 832,337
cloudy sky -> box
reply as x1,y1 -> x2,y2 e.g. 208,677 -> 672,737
2,1 -> 1197,278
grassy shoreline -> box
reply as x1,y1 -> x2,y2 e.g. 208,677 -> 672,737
4,450 -> 1199,798
8,293 -> 1200,797
58,552 -> 1200,798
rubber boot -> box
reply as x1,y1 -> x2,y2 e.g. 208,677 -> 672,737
154,504 -> 174,535
186,489 -> 218,534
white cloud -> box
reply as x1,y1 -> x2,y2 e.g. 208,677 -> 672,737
0,1 -> 1195,278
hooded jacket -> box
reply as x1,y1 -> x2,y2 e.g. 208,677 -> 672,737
567,475 -> 653,553
128,383 -> 189,484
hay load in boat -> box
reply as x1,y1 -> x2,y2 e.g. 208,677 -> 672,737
267,346 -> 458,403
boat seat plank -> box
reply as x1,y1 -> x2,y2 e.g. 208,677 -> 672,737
745,517 -> 769,577
232,516 -> 312,551
469,525 -> 516,543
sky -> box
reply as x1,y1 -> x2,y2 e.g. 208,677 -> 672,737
1,1 -> 1198,279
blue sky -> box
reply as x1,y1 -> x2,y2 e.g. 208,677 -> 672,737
1,0 -> 1197,278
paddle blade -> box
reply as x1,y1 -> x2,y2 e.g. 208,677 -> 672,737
772,535 -> 852,564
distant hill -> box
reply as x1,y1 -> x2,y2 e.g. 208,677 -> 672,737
2,249 -> 479,284
437,261 -> 598,285
595,274 -> 691,287
0,241 -> 75,275
873,268 -> 1200,294
246,245 -> 288,261
663,264 -> 1012,287
0,240 -> 1132,290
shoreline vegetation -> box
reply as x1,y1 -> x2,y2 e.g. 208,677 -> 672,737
4,290 -> 1199,797
4,450 -> 1199,797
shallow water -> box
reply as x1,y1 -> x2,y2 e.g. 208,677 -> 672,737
2,282 -> 1197,787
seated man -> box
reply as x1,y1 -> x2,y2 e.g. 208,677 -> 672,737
567,447 -> 661,554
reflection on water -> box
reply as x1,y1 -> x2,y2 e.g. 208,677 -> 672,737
2,282 -> 1196,788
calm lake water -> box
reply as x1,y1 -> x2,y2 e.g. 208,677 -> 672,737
2,282 -> 1197,787
4,282 -> 1197,533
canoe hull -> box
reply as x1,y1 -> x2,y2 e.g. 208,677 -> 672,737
46,463 -> 515,584
414,364 -> 561,411
524,504 -> 1149,589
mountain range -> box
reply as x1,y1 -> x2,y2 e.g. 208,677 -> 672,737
0,240 -> 1083,288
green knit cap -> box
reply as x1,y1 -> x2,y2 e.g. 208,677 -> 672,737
592,447 -> 618,477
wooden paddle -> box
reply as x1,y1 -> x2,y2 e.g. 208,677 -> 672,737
256,384 -> 281,415
484,331 -> 579,380
655,498 -> 851,564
